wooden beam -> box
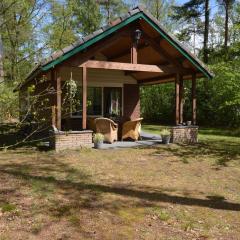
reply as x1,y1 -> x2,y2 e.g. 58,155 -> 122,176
179,76 -> 184,124
51,105 -> 56,127
56,74 -> 61,130
82,66 -> 87,130
129,65 -> 192,76
143,33 -> 184,70
68,31 -> 130,67
109,43 -> 147,61
131,42 -> 137,64
175,73 -> 180,125
138,74 -> 175,84
139,78 -> 174,85
80,60 -> 164,73
192,73 -> 197,125
138,72 -> 202,85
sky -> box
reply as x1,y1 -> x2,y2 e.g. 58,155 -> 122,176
177,0 -> 218,16
125,0 -> 218,17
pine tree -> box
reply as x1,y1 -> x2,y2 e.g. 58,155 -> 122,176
217,0 -> 235,50
98,0 -> 129,24
171,0 -> 210,63
140,0 -> 176,31
71,0 -> 102,35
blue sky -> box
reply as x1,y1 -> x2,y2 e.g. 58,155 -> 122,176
125,0 -> 218,16
177,0 -> 218,16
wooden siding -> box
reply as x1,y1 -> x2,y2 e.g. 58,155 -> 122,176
58,67 -> 137,86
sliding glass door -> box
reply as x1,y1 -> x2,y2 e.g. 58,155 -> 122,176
70,86 -> 122,118
104,87 -> 122,118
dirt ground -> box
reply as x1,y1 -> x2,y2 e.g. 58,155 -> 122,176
0,132 -> 239,239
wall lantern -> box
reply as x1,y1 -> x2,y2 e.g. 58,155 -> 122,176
134,29 -> 142,45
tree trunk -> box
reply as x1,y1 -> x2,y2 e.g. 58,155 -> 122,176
0,13 -> 3,82
224,1 -> 229,50
0,34 -> 4,82
203,0 -> 210,63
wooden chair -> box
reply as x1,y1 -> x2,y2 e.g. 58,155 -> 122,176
121,118 -> 143,141
95,118 -> 118,143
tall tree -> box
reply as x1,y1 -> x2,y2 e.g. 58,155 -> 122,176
71,0 -> 102,35
43,0 -> 77,51
0,33 -> 3,82
217,0 -> 235,50
0,0 -> 49,121
203,0 -> 210,62
172,0 -> 210,63
140,0 -> 176,31
98,0 -> 128,24
0,0 -> 45,83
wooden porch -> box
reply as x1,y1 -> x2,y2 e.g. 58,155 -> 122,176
51,62 -> 197,132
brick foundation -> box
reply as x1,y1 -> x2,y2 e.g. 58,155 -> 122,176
50,130 -> 93,152
171,126 -> 198,144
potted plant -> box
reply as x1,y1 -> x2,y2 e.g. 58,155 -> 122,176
160,129 -> 171,144
93,133 -> 104,149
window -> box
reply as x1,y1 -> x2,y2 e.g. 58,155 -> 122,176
71,86 -> 102,117
87,87 -> 102,115
104,87 -> 122,117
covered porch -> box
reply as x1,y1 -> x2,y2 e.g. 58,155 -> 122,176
22,6 -> 213,150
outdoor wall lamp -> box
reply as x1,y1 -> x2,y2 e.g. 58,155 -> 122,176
134,29 -> 142,45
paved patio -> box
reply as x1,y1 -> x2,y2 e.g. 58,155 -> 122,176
100,131 -> 162,149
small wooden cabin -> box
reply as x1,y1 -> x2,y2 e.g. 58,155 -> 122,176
16,6 -> 213,149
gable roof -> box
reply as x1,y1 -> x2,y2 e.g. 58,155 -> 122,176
22,5 -> 213,88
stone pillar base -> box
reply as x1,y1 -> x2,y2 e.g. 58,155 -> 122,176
170,126 -> 198,144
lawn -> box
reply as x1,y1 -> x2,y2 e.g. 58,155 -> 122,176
0,125 -> 239,239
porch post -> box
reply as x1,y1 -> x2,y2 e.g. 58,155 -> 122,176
192,73 -> 197,125
175,73 -> 180,125
131,42 -> 137,64
56,73 -> 61,130
179,76 -> 184,124
82,66 -> 87,129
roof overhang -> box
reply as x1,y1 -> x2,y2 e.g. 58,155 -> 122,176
17,6 -> 213,91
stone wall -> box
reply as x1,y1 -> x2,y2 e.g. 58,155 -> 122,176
50,130 -> 93,152
171,126 -> 198,144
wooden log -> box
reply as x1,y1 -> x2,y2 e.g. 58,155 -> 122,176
56,74 -> 61,130
82,66 -> 87,129
179,76 -> 184,124
131,42 -> 137,64
175,73 -> 180,125
192,73 -> 197,125
52,105 -> 56,127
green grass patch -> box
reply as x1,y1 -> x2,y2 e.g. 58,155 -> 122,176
1,203 -> 17,213
68,215 -> 80,226
150,207 -> 171,221
30,178 -> 55,197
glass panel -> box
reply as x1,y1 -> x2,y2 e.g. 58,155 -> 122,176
71,87 -> 102,116
87,87 -> 102,115
104,87 -> 122,118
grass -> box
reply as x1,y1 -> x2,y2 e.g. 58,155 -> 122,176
0,203 -> 17,213
0,124 -> 239,239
